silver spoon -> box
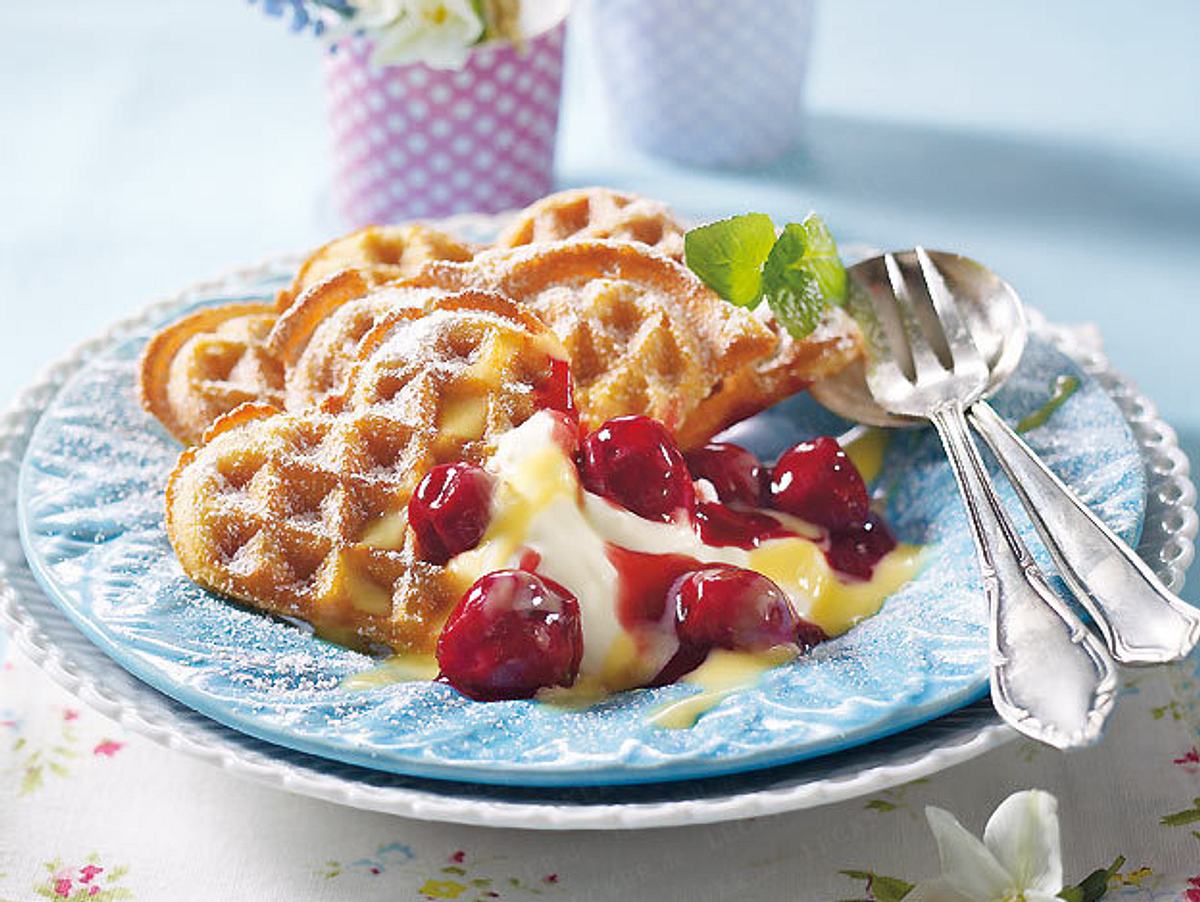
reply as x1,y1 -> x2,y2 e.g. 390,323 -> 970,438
813,249 -> 1200,666
825,248 -> 1116,748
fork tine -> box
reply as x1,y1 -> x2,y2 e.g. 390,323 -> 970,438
842,276 -> 912,403
883,252 -> 945,382
844,263 -> 909,378
913,248 -> 986,371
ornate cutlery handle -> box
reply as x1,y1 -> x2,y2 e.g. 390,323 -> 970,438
929,400 -> 1117,748
970,400 -> 1200,664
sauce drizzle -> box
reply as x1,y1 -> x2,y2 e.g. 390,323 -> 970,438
1017,374 -> 1080,433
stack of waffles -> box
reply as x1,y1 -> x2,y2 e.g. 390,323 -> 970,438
141,187 -> 863,652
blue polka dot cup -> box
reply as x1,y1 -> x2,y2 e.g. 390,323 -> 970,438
587,0 -> 814,167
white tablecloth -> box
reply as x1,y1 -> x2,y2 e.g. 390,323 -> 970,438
2,627 -> 1198,900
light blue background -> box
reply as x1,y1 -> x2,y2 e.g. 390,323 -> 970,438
2,0 -> 1197,602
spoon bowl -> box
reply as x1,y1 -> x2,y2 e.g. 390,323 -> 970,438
810,250 -> 1027,427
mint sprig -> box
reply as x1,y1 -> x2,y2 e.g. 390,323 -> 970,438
684,212 -> 847,339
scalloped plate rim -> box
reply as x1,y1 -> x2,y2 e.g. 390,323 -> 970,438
0,251 -> 1190,826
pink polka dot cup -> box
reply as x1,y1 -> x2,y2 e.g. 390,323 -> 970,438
324,19 -> 567,227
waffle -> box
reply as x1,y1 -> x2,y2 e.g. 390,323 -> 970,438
267,269 -> 440,411
139,302 -> 285,446
497,187 -> 687,260
165,293 -> 569,652
676,306 -> 864,449
277,223 -> 475,311
401,240 -> 778,436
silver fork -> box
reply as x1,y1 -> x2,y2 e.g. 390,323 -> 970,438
850,249 -> 1118,749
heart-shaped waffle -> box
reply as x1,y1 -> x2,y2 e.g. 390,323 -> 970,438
165,292 -> 570,652
139,301 -> 285,445
401,239 -> 778,437
266,269 -> 442,413
677,305 -> 864,449
276,223 -> 475,311
496,187 -> 687,260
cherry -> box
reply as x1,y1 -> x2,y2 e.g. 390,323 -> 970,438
826,513 -> 897,579
670,566 -> 801,652
685,443 -> 768,507
436,569 -> 583,701
408,462 -> 493,564
578,416 -> 695,522
694,501 -> 790,549
769,436 -> 869,530
795,619 -> 829,653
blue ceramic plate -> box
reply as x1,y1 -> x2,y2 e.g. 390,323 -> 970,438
17,268 -> 1146,787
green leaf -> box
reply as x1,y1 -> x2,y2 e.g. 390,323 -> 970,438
20,764 -> 44,795
469,0 -> 488,32
1161,798 -> 1200,827
870,875 -> 916,902
838,869 -> 914,902
864,799 -> 898,813
1058,855 -> 1124,902
797,213 -> 848,304
683,213 -> 777,307
760,215 -> 841,339
1016,375 -> 1081,433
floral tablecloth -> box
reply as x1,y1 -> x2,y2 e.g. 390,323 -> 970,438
0,624 -> 1198,901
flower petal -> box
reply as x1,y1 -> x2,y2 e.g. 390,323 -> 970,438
925,805 -> 1014,900
1021,891 -> 1063,902
982,790 -> 1063,893
359,0 -> 484,69
903,878 -> 978,902
351,0 -> 410,30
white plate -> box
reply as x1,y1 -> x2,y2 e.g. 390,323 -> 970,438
1,252 -> 1194,829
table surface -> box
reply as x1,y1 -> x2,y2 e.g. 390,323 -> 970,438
2,2 -> 1200,898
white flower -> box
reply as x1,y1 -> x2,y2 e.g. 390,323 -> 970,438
906,790 -> 1064,902
349,0 -> 485,70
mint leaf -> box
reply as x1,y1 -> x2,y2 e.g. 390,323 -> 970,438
761,222 -> 825,338
683,213 -> 777,307
761,214 -> 847,339
798,213 -> 846,303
